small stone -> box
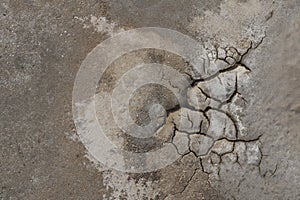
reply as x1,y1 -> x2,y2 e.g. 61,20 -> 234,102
227,47 -> 241,61
172,131 -> 189,155
211,139 -> 234,155
217,47 -> 226,59
190,134 -> 214,156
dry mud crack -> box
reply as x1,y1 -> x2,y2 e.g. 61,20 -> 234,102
155,39 -> 265,182
90,34 -> 268,199
2,1 -> 300,199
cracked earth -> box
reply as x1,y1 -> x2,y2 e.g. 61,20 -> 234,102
166,42 -> 265,180
1,0 -> 300,200
95,39 -> 266,198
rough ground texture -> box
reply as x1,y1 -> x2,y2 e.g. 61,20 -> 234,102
1,0 -> 300,200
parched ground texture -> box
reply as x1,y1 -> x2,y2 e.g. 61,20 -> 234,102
1,0 -> 300,200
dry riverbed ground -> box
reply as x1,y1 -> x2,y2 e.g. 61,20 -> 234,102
1,0 -> 300,199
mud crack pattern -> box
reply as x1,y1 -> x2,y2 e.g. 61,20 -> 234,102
157,41 -> 265,181
73,27 -> 265,176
